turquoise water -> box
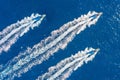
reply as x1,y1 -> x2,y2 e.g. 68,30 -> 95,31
0,0 -> 120,80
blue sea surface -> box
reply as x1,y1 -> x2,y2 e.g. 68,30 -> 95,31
0,0 -> 120,80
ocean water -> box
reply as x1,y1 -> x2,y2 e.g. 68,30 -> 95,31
0,0 -> 120,80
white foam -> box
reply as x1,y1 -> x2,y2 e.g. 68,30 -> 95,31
0,11 -> 102,80
0,13 -> 45,54
36,47 -> 99,80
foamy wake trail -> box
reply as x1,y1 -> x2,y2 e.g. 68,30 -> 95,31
0,11 -> 102,80
0,13 -> 45,54
36,47 -> 100,80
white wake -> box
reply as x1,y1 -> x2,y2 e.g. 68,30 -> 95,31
0,11 -> 102,80
0,13 -> 45,54
36,47 -> 99,80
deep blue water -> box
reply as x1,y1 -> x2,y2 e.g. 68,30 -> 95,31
0,0 -> 120,80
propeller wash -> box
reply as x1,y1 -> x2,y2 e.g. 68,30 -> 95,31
0,13 -> 45,54
0,11 -> 102,80
36,47 -> 99,80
